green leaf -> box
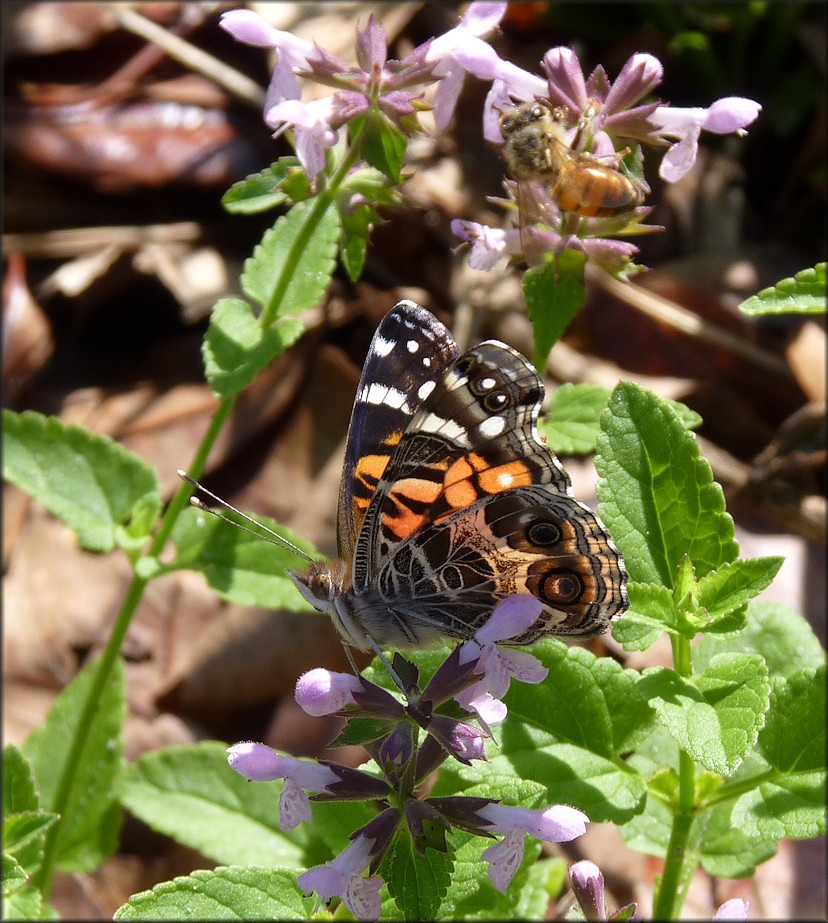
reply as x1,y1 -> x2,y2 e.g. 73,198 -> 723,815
170,505 -> 317,609
114,866 -> 309,920
613,582 -> 677,650
693,600 -> 826,680
595,382 -> 739,587
339,202 -> 378,281
2,410 -> 160,553
3,813 -> 58,856
740,263 -> 826,315
697,557 -> 784,619
241,200 -> 340,321
3,853 -> 27,895
639,654 -> 770,775
383,826 -> 452,920
447,643 -> 652,823
358,111 -> 407,183
202,298 -> 304,399
22,658 -> 125,872
118,741 -> 371,870
434,832 -> 549,920
523,249 -> 586,367
732,771 -> 826,840
3,746 -> 39,816
539,383 -> 610,454
119,742 -> 305,868
221,162 -> 295,214
757,666 -> 825,773
700,800 -> 777,877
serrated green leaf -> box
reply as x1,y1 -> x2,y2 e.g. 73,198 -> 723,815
693,600 -> 826,680
170,505 -> 317,609
119,742 -> 304,868
358,111 -> 407,183
732,771 -> 826,840
114,866 -> 308,920
697,557 -> 784,619
3,746 -> 39,816
201,298 -> 304,399
383,826 -> 452,920
222,162 -> 296,214
3,410 -> 160,553
3,813 -> 58,855
3,853 -> 27,894
595,382 -> 739,587
523,250 -> 586,365
539,383 -> 611,455
22,658 -> 125,872
740,263 -> 826,315
757,666 -> 825,772
700,800 -> 777,877
638,654 -> 769,775
241,200 -> 340,321
2,881 -> 44,920
613,582 -> 677,651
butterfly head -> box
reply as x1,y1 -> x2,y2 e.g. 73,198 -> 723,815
287,559 -> 350,615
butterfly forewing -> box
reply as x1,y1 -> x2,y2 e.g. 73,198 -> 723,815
336,301 -> 458,558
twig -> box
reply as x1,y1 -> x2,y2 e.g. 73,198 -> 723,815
109,5 -> 267,109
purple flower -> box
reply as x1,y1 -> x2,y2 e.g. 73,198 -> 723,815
569,860 -> 607,920
714,898 -> 749,920
427,714 -> 490,764
220,10 -> 316,105
298,809 -> 400,921
457,596 -> 549,700
227,742 -> 340,830
649,98 -> 762,182
426,3 -> 509,129
451,219 -> 522,270
477,802 -> 589,893
294,667 -> 363,716
298,832 -> 384,920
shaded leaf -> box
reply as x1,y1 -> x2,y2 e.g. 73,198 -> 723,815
22,658 -> 125,872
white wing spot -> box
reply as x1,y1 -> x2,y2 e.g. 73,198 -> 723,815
417,413 -> 468,442
498,471 -> 514,488
478,415 -> 506,437
418,381 -> 436,401
373,335 -> 394,357
406,339 -> 419,353
480,377 -> 497,391
360,382 -> 410,411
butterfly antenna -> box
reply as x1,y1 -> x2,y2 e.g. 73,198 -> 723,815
176,470 -> 315,566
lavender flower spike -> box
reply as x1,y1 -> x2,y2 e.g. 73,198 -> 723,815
714,898 -> 749,920
569,860 -> 608,920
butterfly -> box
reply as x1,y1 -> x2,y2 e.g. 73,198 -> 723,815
286,300 -> 628,655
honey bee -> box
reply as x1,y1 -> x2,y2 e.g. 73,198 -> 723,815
499,100 -> 646,219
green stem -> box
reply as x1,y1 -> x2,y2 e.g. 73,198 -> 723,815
34,141 -> 363,901
652,632 -> 700,918
260,145 -> 359,329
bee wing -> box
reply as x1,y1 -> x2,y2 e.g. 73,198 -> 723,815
515,177 -> 559,267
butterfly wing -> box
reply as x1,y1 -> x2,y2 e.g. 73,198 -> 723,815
351,338 -> 627,644
336,301 -> 458,558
